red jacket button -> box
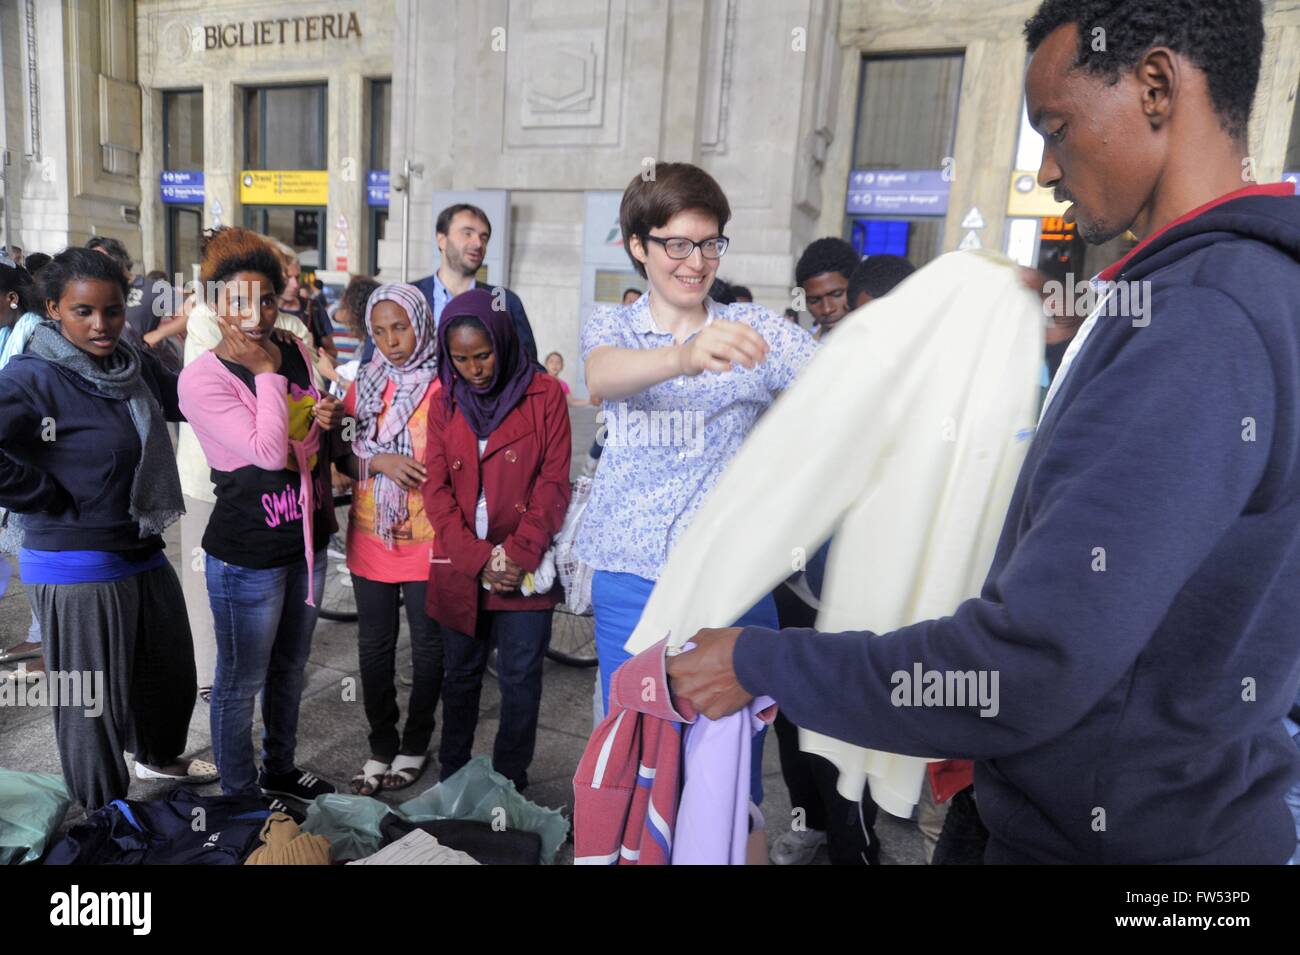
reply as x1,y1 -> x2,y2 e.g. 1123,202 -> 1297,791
505,449 -> 518,463
451,459 -> 462,470
515,502 -> 527,513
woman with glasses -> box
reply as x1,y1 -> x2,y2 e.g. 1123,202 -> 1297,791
578,161 -> 818,715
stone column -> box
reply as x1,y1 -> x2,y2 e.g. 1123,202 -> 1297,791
202,77 -> 239,236
327,70 -> 366,274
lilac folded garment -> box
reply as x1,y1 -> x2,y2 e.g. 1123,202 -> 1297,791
672,686 -> 776,865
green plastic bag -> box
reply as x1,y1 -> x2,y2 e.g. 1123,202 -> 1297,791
397,757 -> 569,865
300,793 -> 393,862
0,769 -> 70,865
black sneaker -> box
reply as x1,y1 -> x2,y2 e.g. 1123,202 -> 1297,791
262,797 -> 307,824
258,767 -> 335,802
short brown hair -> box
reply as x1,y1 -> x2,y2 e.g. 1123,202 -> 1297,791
619,162 -> 731,278
436,203 -> 492,239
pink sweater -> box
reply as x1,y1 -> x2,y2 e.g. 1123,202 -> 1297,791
177,351 -> 291,472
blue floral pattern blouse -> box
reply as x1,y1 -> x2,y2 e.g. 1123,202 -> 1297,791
576,295 -> 817,580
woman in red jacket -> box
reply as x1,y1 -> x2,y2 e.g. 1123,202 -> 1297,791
423,287 -> 571,790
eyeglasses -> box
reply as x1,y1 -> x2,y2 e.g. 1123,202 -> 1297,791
642,234 -> 730,260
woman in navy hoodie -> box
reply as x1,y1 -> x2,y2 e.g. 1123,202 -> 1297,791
0,247 -> 215,810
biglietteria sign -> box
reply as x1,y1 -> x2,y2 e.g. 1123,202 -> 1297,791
204,12 -> 361,49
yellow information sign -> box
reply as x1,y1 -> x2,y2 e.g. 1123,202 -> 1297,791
1006,169 -> 1069,218
239,170 -> 329,206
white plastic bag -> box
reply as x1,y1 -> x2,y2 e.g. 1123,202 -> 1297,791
555,473 -> 595,613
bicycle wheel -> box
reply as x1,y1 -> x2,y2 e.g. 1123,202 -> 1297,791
317,493 -> 357,622
545,604 -> 598,667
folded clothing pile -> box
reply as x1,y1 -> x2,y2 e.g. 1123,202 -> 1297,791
379,815 -> 541,865
46,789 -> 273,865
244,812 -> 331,865
348,828 -> 479,866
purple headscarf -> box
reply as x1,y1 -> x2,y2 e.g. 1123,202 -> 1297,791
438,287 -> 534,439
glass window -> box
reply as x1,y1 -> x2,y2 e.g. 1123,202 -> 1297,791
846,53 -> 963,269
853,53 -> 964,170
166,206 -> 204,281
1014,97 -> 1044,171
244,85 -> 327,169
370,79 -> 391,172
846,218 -> 944,272
1286,91 -> 1300,173
164,90 -> 204,170
369,208 -> 388,276
243,206 -> 325,269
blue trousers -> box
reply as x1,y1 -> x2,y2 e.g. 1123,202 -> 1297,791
206,551 -> 326,797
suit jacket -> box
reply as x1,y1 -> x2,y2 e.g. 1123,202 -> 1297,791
410,274 -> 541,369
422,371 -> 571,635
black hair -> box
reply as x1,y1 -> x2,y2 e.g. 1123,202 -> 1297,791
84,235 -> 133,275
795,237 -> 860,288
0,263 -> 43,315
730,285 -> 753,301
23,252 -> 51,276
341,275 -> 381,338
708,278 -> 736,305
1024,0 -> 1264,143
443,315 -> 490,345
847,254 -> 917,305
39,247 -> 130,307
621,287 -> 642,300
436,203 -> 492,238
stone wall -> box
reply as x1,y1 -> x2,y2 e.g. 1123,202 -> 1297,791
382,0 -> 840,392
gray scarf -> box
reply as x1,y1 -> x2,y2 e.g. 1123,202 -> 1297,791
22,321 -> 184,540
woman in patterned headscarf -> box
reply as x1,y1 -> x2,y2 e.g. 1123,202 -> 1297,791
338,282 -> 444,794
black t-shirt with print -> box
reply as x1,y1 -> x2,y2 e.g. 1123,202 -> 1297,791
202,338 -> 336,569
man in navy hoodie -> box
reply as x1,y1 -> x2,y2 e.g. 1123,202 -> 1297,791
667,0 -> 1300,864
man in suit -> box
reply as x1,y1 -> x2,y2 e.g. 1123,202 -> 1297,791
410,203 -> 539,368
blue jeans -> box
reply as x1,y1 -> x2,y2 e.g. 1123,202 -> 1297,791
206,551 -> 326,796
592,569 -> 777,803
438,609 -> 552,791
